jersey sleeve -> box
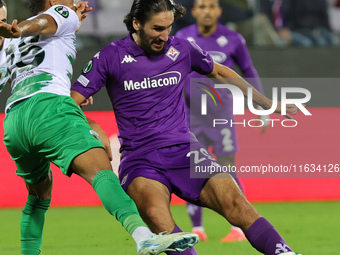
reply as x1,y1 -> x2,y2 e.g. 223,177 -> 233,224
233,34 -> 264,94
72,44 -> 117,98
43,5 -> 79,36
183,39 -> 214,75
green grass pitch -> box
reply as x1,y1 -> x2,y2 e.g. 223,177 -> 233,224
1,201 -> 339,254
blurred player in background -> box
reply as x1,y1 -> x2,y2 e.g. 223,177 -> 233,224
0,0 -> 8,93
176,0 -> 268,243
72,0 -> 301,255
0,0 -> 198,254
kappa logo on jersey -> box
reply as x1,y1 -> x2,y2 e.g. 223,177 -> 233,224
83,60 -> 93,74
166,46 -> 180,61
55,6 -> 69,18
94,52 -> 100,59
121,55 -> 137,64
217,35 -> 228,47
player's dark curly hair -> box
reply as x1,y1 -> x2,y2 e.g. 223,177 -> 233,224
124,0 -> 186,33
28,0 -> 46,15
0,0 -> 6,8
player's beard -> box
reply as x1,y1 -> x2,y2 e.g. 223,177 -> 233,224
139,28 -> 166,56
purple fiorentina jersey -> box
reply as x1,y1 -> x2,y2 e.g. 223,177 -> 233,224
72,35 -> 214,156
176,24 -> 263,124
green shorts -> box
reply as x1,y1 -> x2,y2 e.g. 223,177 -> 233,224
3,93 -> 104,184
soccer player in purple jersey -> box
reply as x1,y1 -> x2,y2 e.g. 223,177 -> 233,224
71,0 -> 301,254
0,1 -> 199,254
175,0 -> 268,243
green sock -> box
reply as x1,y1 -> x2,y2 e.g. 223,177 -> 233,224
92,170 -> 147,235
21,195 -> 51,255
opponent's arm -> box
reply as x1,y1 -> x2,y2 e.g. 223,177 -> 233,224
71,90 -> 113,161
0,2 -> 91,38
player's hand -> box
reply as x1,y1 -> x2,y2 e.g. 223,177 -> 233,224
80,96 -> 93,108
75,1 -> 93,32
0,19 -> 22,38
76,1 -> 92,21
275,102 -> 299,119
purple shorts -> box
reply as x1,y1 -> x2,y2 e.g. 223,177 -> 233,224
118,142 -> 220,207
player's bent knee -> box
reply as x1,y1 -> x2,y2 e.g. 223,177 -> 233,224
140,203 -> 165,219
71,148 -> 113,181
224,195 -> 260,228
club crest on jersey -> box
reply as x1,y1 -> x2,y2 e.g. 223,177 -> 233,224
55,6 -> 69,18
217,35 -> 228,47
166,46 -> 180,61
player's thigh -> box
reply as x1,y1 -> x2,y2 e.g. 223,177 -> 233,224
160,143 -> 215,206
5,93 -> 106,180
3,100 -> 51,184
31,94 -> 105,177
119,151 -> 175,232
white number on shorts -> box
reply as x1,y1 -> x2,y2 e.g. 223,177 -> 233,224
220,128 -> 234,152
200,148 -> 216,161
186,148 -> 215,165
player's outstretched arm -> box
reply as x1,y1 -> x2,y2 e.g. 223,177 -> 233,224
0,2 -> 93,38
71,90 -> 113,161
0,13 -> 59,38
207,62 -> 298,118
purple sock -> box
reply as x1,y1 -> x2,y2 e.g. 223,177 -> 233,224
246,217 -> 293,255
186,202 -> 203,228
166,225 -> 198,255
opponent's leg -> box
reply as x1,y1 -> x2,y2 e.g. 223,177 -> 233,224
72,148 -> 198,254
127,177 -> 198,254
71,148 -> 151,240
21,171 -> 53,255
217,155 -> 247,242
200,173 -> 294,255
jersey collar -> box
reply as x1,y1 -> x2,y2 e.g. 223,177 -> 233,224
195,23 -> 223,38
